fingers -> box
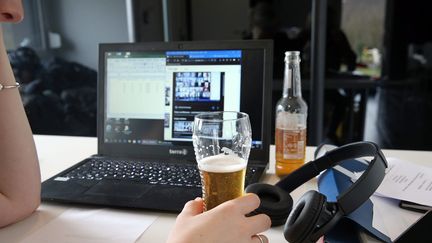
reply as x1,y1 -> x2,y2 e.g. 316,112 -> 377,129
247,213 -> 272,234
251,234 -> 269,243
227,193 -> 261,215
178,197 -> 204,218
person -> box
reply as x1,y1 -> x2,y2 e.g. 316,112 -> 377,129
0,0 -> 41,228
297,6 -> 357,75
167,194 -> 271,243
200,80 -> 210,98
297,6 -> 358,145
245,0 -> 303,79
0,2 -> 271,242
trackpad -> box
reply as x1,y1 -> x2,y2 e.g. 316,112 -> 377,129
84,180 -> 153,198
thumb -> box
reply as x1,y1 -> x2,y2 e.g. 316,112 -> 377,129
178,197 -> 204,218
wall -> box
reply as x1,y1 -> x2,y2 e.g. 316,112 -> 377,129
167,0 -> 189,41
133,0 -> 164,42
190,0 -> 249,40
43,0 -> 129,70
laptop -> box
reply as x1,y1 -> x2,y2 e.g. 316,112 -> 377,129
41,40 -> 273,212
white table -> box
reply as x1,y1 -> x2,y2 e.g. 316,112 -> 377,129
0,135 -> 430,242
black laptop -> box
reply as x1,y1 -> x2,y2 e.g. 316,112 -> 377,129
41,40 -> 273,212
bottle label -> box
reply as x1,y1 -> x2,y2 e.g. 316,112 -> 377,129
276,113 -> 306,129
280,129 -> 306,160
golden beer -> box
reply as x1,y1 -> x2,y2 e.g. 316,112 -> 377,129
198,154 -> 247,211
275,126 -> 306,177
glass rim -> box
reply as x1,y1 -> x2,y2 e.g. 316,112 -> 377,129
194,111 -> 249,122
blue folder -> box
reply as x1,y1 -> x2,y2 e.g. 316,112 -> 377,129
317,159 -> 391,242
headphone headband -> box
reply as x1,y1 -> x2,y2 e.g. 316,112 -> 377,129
275,141 -> 387,214
245,141 -> 388,241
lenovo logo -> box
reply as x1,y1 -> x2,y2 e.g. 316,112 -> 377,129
169,149 -> 188,156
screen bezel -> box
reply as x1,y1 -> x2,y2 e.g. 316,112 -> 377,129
98,40 -> 273,164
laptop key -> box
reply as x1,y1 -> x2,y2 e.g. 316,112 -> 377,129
63,158 -> 260,188
63,158 -> 202,188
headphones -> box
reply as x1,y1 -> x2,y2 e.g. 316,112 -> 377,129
245,141 -> 388,243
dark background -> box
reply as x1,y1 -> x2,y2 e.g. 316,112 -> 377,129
4,0 -> 432,150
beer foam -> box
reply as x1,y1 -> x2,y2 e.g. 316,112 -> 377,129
198,154 -> 247,173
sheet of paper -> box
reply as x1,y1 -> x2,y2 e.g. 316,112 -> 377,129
373,157 -> 432,206
21,207 -> 158,243
371,195 -> 422,241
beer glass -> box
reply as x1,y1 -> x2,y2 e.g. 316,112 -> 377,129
192,111 -> 252,211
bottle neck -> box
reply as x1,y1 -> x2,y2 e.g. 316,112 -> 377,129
282,60 -> 302,98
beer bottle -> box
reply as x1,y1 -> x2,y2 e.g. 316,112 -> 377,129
275,51 -> 308,177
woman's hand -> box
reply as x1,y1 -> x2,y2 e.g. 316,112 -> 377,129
167,193 -> 271,243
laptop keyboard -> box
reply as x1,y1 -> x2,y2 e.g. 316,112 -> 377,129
63,158 -> 259,188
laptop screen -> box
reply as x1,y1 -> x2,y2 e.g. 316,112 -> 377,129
98,41 -> 272,162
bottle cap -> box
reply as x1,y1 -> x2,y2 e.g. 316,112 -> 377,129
284,51 -> 301,62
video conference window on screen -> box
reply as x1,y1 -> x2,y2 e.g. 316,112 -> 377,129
104,50 -> 259,147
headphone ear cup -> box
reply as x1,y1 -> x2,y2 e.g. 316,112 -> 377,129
284,190 -> 326,243
245,183 -> 293,226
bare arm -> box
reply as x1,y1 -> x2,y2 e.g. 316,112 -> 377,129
0,28 -> 40,228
